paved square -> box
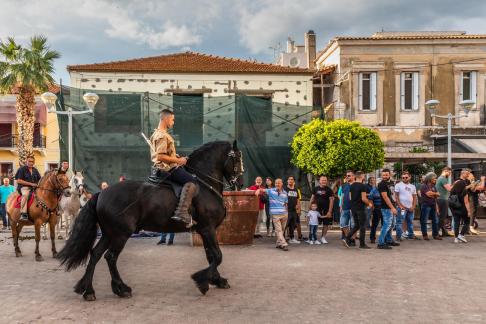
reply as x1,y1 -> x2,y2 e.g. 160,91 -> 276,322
1,229 -> 486,323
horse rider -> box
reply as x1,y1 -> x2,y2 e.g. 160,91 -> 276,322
15,156 -> 41,221
150,109 -> 198,227
59,159 -> 74,180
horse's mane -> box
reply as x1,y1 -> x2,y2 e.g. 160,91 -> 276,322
188,141 -> 231,161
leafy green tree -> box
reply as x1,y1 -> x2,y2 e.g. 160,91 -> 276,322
0,36 -> 60,163
291,119 -> 384,177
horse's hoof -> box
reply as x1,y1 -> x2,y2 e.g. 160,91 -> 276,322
52,252 -> 58,258
83,293 -> 96,301
216,278 -> 230,289
35,255 -> 44,262
196,282 -> 209,295
119,291 -> 132,298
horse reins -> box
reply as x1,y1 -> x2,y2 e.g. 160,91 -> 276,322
33,172 -> 70,217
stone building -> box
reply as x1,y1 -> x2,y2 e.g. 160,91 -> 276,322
314,31 -> 486,169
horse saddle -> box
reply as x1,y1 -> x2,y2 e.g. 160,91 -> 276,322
14,191 -> 35,209
146,170 -> 183,199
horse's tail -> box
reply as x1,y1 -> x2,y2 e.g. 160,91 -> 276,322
57,192 -> 100,271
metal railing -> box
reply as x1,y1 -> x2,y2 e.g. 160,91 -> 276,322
0,135 -> 46,148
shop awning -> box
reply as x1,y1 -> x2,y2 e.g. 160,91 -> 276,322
0,96 -> 47,125
456,138 -> 486,153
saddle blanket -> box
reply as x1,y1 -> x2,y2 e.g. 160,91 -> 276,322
14,194 -> 35,209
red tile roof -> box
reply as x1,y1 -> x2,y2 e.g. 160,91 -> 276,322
10,83 -> 60,95
67,51 -> 313,74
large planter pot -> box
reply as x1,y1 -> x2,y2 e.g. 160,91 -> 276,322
192,190 -> 259,246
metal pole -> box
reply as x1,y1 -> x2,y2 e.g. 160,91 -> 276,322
447,113 -> 452,169
68,108 -> 73,170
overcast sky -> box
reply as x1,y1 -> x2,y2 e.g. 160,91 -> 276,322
2,0 -> 486,82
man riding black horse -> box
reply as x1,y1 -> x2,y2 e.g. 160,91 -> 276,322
149,109 -> 198,227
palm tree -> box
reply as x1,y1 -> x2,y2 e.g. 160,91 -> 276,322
0,35 -> 60,164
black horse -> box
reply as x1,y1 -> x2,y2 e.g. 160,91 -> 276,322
57,141 -> 244,301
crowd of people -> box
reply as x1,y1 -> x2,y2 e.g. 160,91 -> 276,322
249,167 -> 486,251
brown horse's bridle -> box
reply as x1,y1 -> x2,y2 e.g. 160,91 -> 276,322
34,172 -> 70,216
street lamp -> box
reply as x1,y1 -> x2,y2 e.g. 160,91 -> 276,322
425,99 -> 474,171
40,91 -> 99,170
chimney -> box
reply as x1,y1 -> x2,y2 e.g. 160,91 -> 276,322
305,30 -> 316,69
286,37 -> 295,53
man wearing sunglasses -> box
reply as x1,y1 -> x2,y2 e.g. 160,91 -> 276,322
394,171 -> 419,240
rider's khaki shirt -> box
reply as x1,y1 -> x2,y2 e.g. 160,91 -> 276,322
150,129 -> 177,171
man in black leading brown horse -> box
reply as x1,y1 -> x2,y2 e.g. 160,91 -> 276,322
149,109 -> 198,227
15,156 -> 41,221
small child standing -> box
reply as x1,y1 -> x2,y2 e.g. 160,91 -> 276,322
306,203 -> 321,245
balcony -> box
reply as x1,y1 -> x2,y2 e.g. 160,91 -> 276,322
0,135 -> 46,149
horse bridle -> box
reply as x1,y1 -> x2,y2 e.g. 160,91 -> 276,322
225,149 -> 244,189
36,172 -> 71,198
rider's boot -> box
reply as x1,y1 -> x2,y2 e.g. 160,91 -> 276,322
171,182 -> 198,228
20,213 -> 29,221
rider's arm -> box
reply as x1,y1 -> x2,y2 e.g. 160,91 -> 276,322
16,179 -> 37,187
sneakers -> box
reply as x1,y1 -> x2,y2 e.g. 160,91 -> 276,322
305,240 -> 312,244
457,234 -> 468,243
377,244 -> 392,249
401,232 -> 408,239
314,240 -> 322,245
387,241 -> 400,247
308,241 -> 314,245
288,238 -> 301,244
321,237 -> 328,244
156,240 -> 166,245
454,238 -> 461,244
342,239 -> 350,248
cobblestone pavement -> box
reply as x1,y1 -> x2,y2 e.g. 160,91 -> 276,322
1,227 -> 486,323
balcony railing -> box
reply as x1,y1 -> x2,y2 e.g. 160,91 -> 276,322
0,135 -> 46,149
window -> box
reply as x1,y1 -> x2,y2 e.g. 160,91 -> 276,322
461,71 -> 477,102
0,123 -> 12,147
400,72 -> 419,110
358,72 -> 377,111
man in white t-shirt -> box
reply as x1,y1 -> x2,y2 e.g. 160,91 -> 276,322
394,171 -> 418,240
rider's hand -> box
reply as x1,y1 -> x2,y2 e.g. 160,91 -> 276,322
391,208 -> 398,216
177,157 -> 187,165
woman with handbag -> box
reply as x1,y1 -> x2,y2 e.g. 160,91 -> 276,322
449,169 -> 472,243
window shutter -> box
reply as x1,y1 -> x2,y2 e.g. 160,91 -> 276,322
400,72 -> 405,110
460,72 -> 464,100
358,73 -> 363,110
370,72 -> 377,110
413,72 -> 419,110
471,71 -> 477,103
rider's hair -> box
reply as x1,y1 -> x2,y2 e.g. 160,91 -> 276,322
160,109 -> 174,120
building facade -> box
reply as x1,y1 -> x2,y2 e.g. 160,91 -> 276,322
0,95 -> 60,178
67,51 -> 314,186
315,31 -> 486,166
277,30 -> 317,70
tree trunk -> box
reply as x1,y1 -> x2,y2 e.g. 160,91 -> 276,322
16,87 -> 35,165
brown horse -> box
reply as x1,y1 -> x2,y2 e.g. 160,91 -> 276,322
7,170 -> 70,261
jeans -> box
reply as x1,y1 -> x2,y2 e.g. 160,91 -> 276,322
340,209 -> 354,228
160,232 -> 175,243
452,208 -> 470,237
397,208 -> 415,238
437,199 -> 449,235
309,225 -> 318,241
0,203 -> 7,227
370,207 -> 382,241
378,209 -> 395,245
420,204 -> 438,237
346,209 -> 367,246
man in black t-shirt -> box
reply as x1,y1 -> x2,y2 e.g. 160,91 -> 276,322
450,169 -> 472,242
377,168 -> 399,249
15,156 -> 41,221
311,175 -> 334,244
285,176 -> 301,243
343,171 -> 372,249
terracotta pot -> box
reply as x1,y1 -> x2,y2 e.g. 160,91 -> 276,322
192,190 -> 259,246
